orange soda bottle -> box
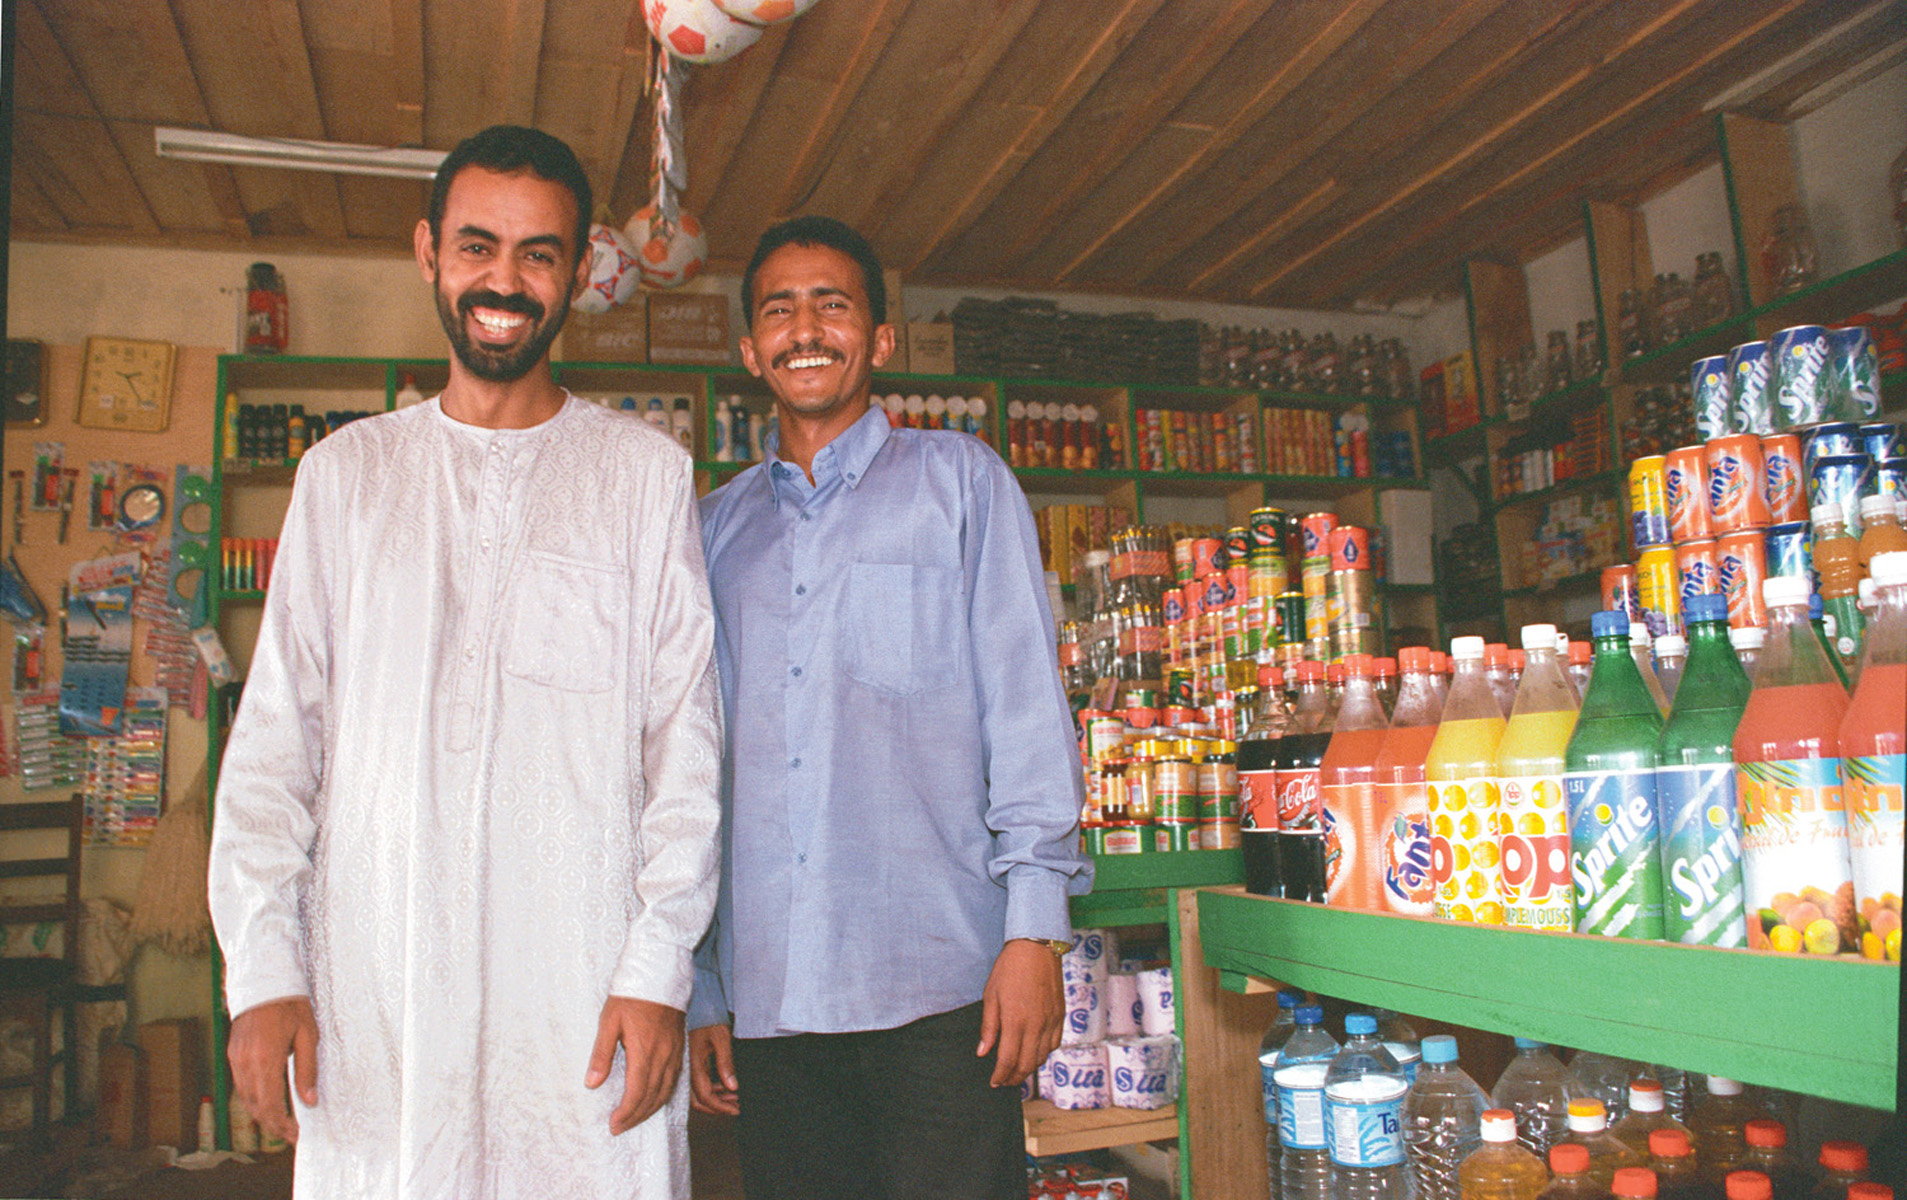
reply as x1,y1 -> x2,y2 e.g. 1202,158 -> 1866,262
1837,549 -> 1905,961
1371,646 -> 1443,916
1321,653 -> 1391,910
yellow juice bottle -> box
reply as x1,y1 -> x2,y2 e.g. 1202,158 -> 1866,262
1495,624 -> 1581,931
1426,636 -> 1508,925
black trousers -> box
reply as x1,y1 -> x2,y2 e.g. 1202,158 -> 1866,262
731,1002 -> 1024,1200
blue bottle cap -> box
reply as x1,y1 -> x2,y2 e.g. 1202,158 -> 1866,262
1277,991 -> 1301,1009
1296,1005 -> 1324,1025
1808,592 -> 1824,619
1422,1034 -> 1459,1064
1590,610 -> 1629,638
1345,1013 -> 1377,1035
1686,593 -> 1728,624
1513,1037 -> 1547,1050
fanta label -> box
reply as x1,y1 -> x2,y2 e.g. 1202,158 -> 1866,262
1565,769 -> 1665,938
1708,455 -> 1749,522
1496,775 -> 1573,930
1843,752 -> 1904,960
1735,757 -> 1856,954
1325,1078 -> 1408,1168
1764,447 -> 1804,519
1380,783 -> 1436,916
1655,764 -> 1748,947
1678,560 -> 1716,605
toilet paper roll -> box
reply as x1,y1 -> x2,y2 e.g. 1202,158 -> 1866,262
1106,1035 -> 1181,1110
1044,1043 -> 1109,1111
1061,977 -> 1106,1046
1136,966 -> 1175,1036
1105,972 -> 1141,1038
1062,928 -> 1116,983
1020,1070 -> 1039,1102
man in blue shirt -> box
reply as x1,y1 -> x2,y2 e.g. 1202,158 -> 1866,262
688,216 -> 1092,1199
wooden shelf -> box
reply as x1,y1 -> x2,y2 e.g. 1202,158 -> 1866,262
1502,569 -> 1610,599
1487,468 -> 1622,514
1023,1099 -> 1179,1156
1195,887 -> 1896,1110
1073,849 -> 1242,928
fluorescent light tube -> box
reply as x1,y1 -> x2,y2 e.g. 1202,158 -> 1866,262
154,127 -> 446,179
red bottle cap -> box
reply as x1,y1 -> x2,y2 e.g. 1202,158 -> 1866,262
1612,1167 -> 1657,1198
1847,1184 -> 1892,1200
1724,1172 -> 1772,1200
1549,1144 -> 1590,1174
1509,649 -> 1527,670
1743,1119 -> 1786,1148
1819,1141 -> 1867,1172
1327,662 -> 1346,684
1568,640 -> 1592,665
1650,1128 -> 1692,1158
1296,661 -> 1324,682
1345,654 -> 1374,677
1485,642 -> 1509,666
1374,656 -> 1397,679
1398,646 -> 1431,672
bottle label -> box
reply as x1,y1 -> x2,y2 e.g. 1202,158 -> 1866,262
1655,764 -> 1748,947
1429,778 -> 1503,924
1379,782 -> 1436,916
1275,1064 -> 1330,1149
1261,1059 -> 1279,1124
1565,769 -> 1666,938
1734,757 -> 1855,954
1241,768 -> 1280,831
1497,775 -> 1572,930
1843,752 -> 1904,960
1325,1079 -> 1407,1167
1278,766 -> 1321,831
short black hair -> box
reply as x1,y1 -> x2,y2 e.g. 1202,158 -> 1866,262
428,125 -> 592,261
742,216 -> 887,329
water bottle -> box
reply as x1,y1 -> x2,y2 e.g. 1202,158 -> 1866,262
1492,1038 -> 1579,1157
1325,1013 -> 1411,1200
1570,1050 -> 1641,1124
1376,1008 -> 1423,1084
1405,1034 -> 1492,1200
1260,991 -> 1302,1199
1276,1004 -> 1340,1200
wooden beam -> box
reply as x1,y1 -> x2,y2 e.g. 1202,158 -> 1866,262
13,114 -> 162,235
8,168 -> 72,234
766,0 -> 908,217
682,21 -> 792,218
390,0 -> 425,145
421,0 -> 547,145
533,0 -> 650,205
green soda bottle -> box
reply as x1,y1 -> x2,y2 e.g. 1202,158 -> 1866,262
1563,611 -> 1666,938
1653,594 -> 1750,947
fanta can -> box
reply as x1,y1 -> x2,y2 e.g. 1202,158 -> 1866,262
1705,434 -> 1772,532
1665,445 -> 1711,541
1760,433 -> 1807,524
1716,531 -> 1768,629
1672,539 -> 1719,606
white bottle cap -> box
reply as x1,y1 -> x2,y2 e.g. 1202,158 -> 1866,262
1521,623 -> 1558,651
1761,575 -> 1810,609
1079,404 -> 1097,423
1630,622 -> 1652,645
1628,1078 -> 1665,1113
905,395 -> 927,416
1872,551 -> 1907,587
1044,401 -> 1065,420
967,396 -> 987,418
1706,1075 -> 1743,1096
1860,493 -> 1897,521
1083,549 -> 1110,567
1729,625 -> 1765,650
1480,1110 -> 1518,1143
1555,631 -> 1570,654
1450,636 -> 1486,660
1810,502 -> 1843,525
1654,634 -> 1687,657
946,396 -> 968,419
924,394 -> 946,416
1566,1099 -> 1608,1131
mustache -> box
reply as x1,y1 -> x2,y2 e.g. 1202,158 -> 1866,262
772,343 -> 841,369
458,290 -> 545,320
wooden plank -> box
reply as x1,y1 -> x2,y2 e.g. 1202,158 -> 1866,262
1720,112 -> 1801,309
420,0 -> 546,146
11,1 -> 97,118
390,0 -> 426,145
1585,200 -> 1653,359
532,0 -> 649,201
30,0 -> 212,123
681,22 -> 794,217
1177,888 -> 1280,1200
108,120 -> 237,235
7,170 -> 72,234
1466,259 -> 1534,418
15,114 -> 161,235
1021,1099 -> 1179,1157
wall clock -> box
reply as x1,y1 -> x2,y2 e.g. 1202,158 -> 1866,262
76,336 -> 176,433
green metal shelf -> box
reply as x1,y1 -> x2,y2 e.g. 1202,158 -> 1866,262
1196,889 -> 1896,1110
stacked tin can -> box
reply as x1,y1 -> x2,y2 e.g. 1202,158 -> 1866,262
1076,701 -> 1244,855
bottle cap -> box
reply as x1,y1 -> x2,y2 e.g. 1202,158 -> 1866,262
1628,1078 -> 1664,1111
1083,549 -> 1111,566
1818,1141 -> 1867,1172
1760,576 -> 1810,609
1630,621 -> 1653,644
1374,657 -> 1397,679
1345,653 -> 1374,678
1687,593 -> 1729,624
1480,1110 -> 1517,1143
1521,623 -> 1558,651
1295,1004 -> 1324,1025
1729,625 -> 1765,649
1508,649 -> 1525,670
1860,493 -> 1896,520
1654,634 -> 1687,656
1512,1036 -> 1547,1050
1398,646 -> 1432,672
1327,663 -> 1346,684
1450,636 -> 1486,660
1811,501 -> 1844,525
1725,1172 -> 1773,1200
1276,990 -> 1301,1010
1556,632 -> 1571,654
1613,1167 -> 1657,1198
1566,1098 -> 1607,1131
1650,1128 -> 1692,1157
1873,551 -> 1907,587
1809,592 -> 1825,619
1591,610 -> 1629,638
1344,1013 -> 1377,1035
1297,661 -> 1324,682
1421,1034 -> 1458,1064
1846,1185 -> 1892,1200
1706,1074 -> 1744,1095
1550,1144 -> 1590,1175
1743,1119 -> 1786,1148
1432,651 -> 1451,675
1485,642 -> 1509,666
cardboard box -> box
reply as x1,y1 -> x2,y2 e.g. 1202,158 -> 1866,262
562,297 -> 647,363
647,293 -> 732,365
907,322 -> 955,376
97,1042 -> 146,1147
138,1017 -> 202,1151
1441,349 -> 1480,433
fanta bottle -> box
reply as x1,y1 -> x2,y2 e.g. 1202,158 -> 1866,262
1564,612 -> 1666,939
1542,1144 -> 1615,1200
1461,1110 -> 1550,1200
1732,575 -> 1854,955
1486,643 -> 1519,717
1426,637 -> 1508,924
1629,623 -> 1672,715
1372,647 -> 1444,916
1496,625 -> 1581,931
1858,494 -> 1907,566
1837,550 -> 1905,961
1322,654 -> 1392,910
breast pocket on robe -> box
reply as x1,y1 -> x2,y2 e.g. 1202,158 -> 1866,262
504,551 -> 623,694
843,561 -> 959,696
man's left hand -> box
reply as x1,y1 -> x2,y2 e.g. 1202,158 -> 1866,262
976,939 -> 1063,1088
585,996 -> 686,1135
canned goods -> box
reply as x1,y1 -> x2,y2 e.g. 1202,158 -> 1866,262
1224,526 -> 1252,566
1763,521 -> 1813,583
1716,530 -> 1768,629
1803,422 -> 1861,476
1771,324 -> 1831,427
1180,579 -> 1204,623
1249,507 -> 1286,553
1191,537 -> 1223,578
1727,341 -> 1775,435
1829,325 -> 1882,419
1100,823 -> 1149,855
1760,433 -> 1807,524
1636,545 -> 1682,638
1812,453 -> 1874,538
1082,712 -> 1126,766
1162,705 -> 1198,730
1172,537 -> 1198,584
1199,818 -> 1241,850
1201,572 -> 1233,614
1665,445 -> 1711,541
1197,758 -> 1239,821
1082,825 -> 1109,855
1690,354 -> 1733,439
1124,755 -> 1159,821
1602,564 -> 1640,621
1155,823 -> 1196,853
1300,512 -> 1338,557
1276,592 -> 1306,645
1328,525 -> 1370,571
1705,434 -> 1772,532
1672,538 -> 1719,607
1629,455 -> 1672,547
1860,422 -> 1901,463
1875,458 -> 1907,505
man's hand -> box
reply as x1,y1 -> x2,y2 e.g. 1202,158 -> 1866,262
687,1023 -> 740,1117
976,939 -> 1063,1088
228,996 -> 318,1146
585,997 -> 686,1135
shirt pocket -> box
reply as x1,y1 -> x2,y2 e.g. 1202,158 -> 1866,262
504,551 -> 623,694
843,562 -> 959,697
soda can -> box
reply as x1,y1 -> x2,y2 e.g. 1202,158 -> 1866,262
1860,422 -> 1901,463
1727,341 -> 1776,435
1810,453 -> 1872,538
1172,537 -> 1198,583
1249,507 -> 1286,553
1636,545 -> 1682,638
1770,324 -> 1831,427
1803,422 -> 1860,476
1628,455 -> 1671,547
1191,537 -> 1223,578
1276,592 -> 1306,645
1760,433 -> 1807,524
1328,525 -> 1369,572
1716,530 -> 1768,629
1763,521 -> 1813,584
1180,579 -> 1205,623
1690,355 -> 1734,439
1704,434 -> 1771,532
1300,512 -> 1338,557
1875,458 -> 1907,505
1829,325 -> 1882,419
1601,564 -> 1640,622
1672,538 -> 1719,607
1664,445 -> 1711,541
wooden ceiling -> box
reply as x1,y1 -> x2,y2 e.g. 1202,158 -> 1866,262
10,0 -> 1906,311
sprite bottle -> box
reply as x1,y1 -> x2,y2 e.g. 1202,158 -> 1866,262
1563,611 -> 1666,938
1653,593 -> 1750,947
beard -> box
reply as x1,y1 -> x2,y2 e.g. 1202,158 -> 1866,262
435,280 -> 569,383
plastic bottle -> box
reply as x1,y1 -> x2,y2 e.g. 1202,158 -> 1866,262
1568,637 -> 1594,696
1652,1128 -> 1721,1200
1497,624 -> 1582,930
395,371 -> 424,410
1564,612 -> 1667,938
1376,657 -> 1401,716
1809,1142 -> 1868,1200
1426,637 -> 1508,924
1486,643 -> 1519,717
1276,1004 -> 1342,1200
1372,647 -> 1444,916
1859,495 -> 1907,566
1261,991 -> 1303,1198
1324,1013 -> 1410,1200
1732,576 -> 1854,955
1808,593 -> 1855,689
1462,1109 -> 1551,1200
1374,1009 -> 1422,1085
1630,623 -> 1672,715
1739,1120 -> 1809,1200
1613,1167 -> 1660,1200
713,398 -> 734,462
1729,626 -> 1764,680
1542,1143 -> 1615,1200
1837,550 -> 1905,962
1813,503 -> 1864,649
1689,1077 -> 1760,1182
1556,1098 -> 1645,1187
670,397 -> 694,451
1654,635 -> 1688,707
1654,593 -> 1752,948
1404,1033 -> 1492,1200
1322,654 -> 1392,910
1277,663 -> 1338,902
1726,1174 -> 1773,1200
1613,1078 -> 1694,1159
1570,1052 -> 1641,1125
1241,667 -> 1293,897
1493,1038 -> 1579,1158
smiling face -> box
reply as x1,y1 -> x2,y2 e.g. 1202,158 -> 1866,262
739,242 -> 895,433
415,165 -> 588,384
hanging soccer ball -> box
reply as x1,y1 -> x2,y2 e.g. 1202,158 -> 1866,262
714,0 -> 822,25
625,205 -> 708,289
643,0 -> 764,63
575,223 -> 642,314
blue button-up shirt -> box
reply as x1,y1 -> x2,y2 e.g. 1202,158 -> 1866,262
691,404 -> 1092,1038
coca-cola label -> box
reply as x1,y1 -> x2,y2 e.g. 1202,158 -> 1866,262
1277,767 -> 1321,830
1241,769 -> 1280,830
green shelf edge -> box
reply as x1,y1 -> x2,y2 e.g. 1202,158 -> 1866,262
1195,889 -> 1897,1111
1069,850 -> 1245,928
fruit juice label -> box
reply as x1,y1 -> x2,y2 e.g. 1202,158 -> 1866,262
1655,765 -> 1748,947
1734,756 -> 1856,954
1326,1077 -> 1408,1168
1564,769 -> 1665,938
1378,780 -> 1436,916
1429,777 -> 1503,924
1497,774 -> 1574,930
1842,753 -> 1903,961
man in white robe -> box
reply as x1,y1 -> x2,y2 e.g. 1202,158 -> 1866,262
208,125 -> 722,1199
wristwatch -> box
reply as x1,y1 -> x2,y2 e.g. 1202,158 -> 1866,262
1021,938 -> 1071,958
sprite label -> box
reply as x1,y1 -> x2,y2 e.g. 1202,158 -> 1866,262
1654,764 -> 1747,947
1564,769 -> 1665,938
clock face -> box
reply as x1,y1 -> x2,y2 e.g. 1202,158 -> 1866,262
77,337 -> 176,432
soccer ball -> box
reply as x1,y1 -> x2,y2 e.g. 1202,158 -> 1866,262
714,0 -> 822,24
624,205 -> 708,289
643,0 -> 764,63
575,223 -> 641,314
